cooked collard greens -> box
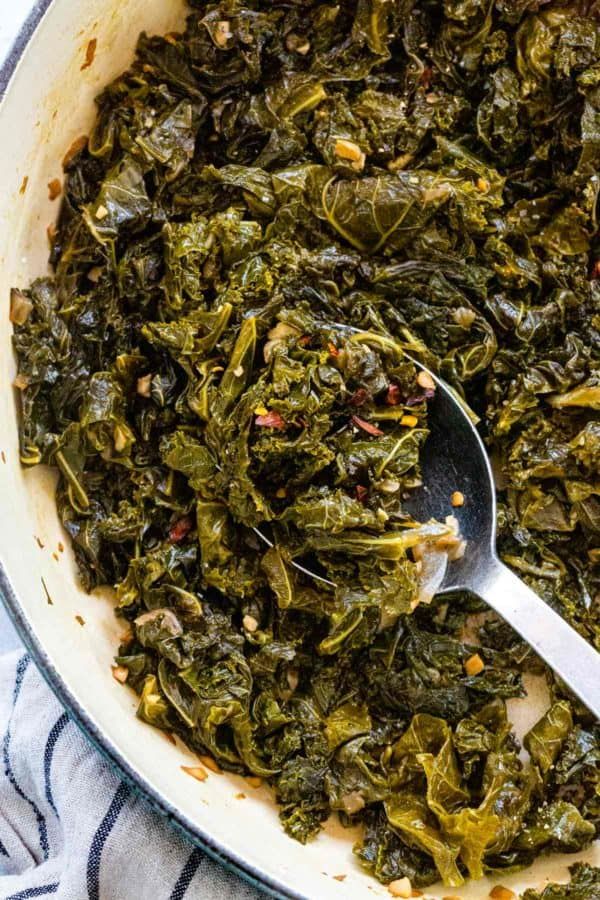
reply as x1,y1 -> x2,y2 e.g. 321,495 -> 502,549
11,0 -> 600,890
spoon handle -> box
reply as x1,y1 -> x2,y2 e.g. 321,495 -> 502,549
479,560 -> 600,719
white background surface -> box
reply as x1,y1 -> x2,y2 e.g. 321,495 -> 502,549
1,0 -> 32,652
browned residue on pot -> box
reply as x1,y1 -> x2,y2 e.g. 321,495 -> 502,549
81,38 -> 97,71
48,179 -> 62,201
62,135 -> 88,169
41,577 -> 53,605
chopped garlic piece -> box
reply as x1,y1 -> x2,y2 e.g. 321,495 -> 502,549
136,374 -> 152,397
388,877 -> 412,898
453,306 -> 476,328
112,665 -> 129,684
243,614 -> 259,633
387,152 -> 414,172
334,139 -> 366,171
334,138 -> 363,162
198,755 -> 222,774
214,20 -> 232,47
285,33 -> 310,54
401,414 -> 418,427
13,373 -> 29,390
489,888 -> 516,900
267,322 -> 300,341
417,370 -> 436,390
181,765 -> 208,782
464,653 -> 485,676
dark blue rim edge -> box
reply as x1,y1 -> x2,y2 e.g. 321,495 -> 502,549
0,0 -> 53,99
0,5 -> 302,898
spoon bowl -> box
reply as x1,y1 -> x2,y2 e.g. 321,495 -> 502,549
389,350 -> 600,719
257,325 -> 600,718
399,362 -> 496,595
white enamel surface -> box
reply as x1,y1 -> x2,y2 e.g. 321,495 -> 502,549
0,3 -> 597,897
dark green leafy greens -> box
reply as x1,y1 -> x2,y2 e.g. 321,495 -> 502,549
11,0 -> 600,891
521,863 -> 600,900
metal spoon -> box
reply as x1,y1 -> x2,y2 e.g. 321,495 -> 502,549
400,361 -> 600,719
254,327 -> 600,718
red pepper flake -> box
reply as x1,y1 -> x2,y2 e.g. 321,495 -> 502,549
355,485 -> 368,504
298,335 -> 311,346
591,260 -> 600,280
385,384 -> 402,405
169,515 -> 193,543
350,387 -> 369,407
255,411 -> 286,430
352,415 -> 384,436
328,341 -> 340,357
419,65 -> 434,90
405,389 -> 435,406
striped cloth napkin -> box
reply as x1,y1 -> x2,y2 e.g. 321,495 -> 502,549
0,650 -> 265,900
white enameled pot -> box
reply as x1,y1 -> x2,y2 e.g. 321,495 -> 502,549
0,3 -> 597,897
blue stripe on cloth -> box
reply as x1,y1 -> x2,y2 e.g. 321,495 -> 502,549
6,882 -> 59,899
2,655 -> 50,861
0,835 -> 9,856
43,713 -> 69,818
86,782 -> 130,900
169,847 -> 204,900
